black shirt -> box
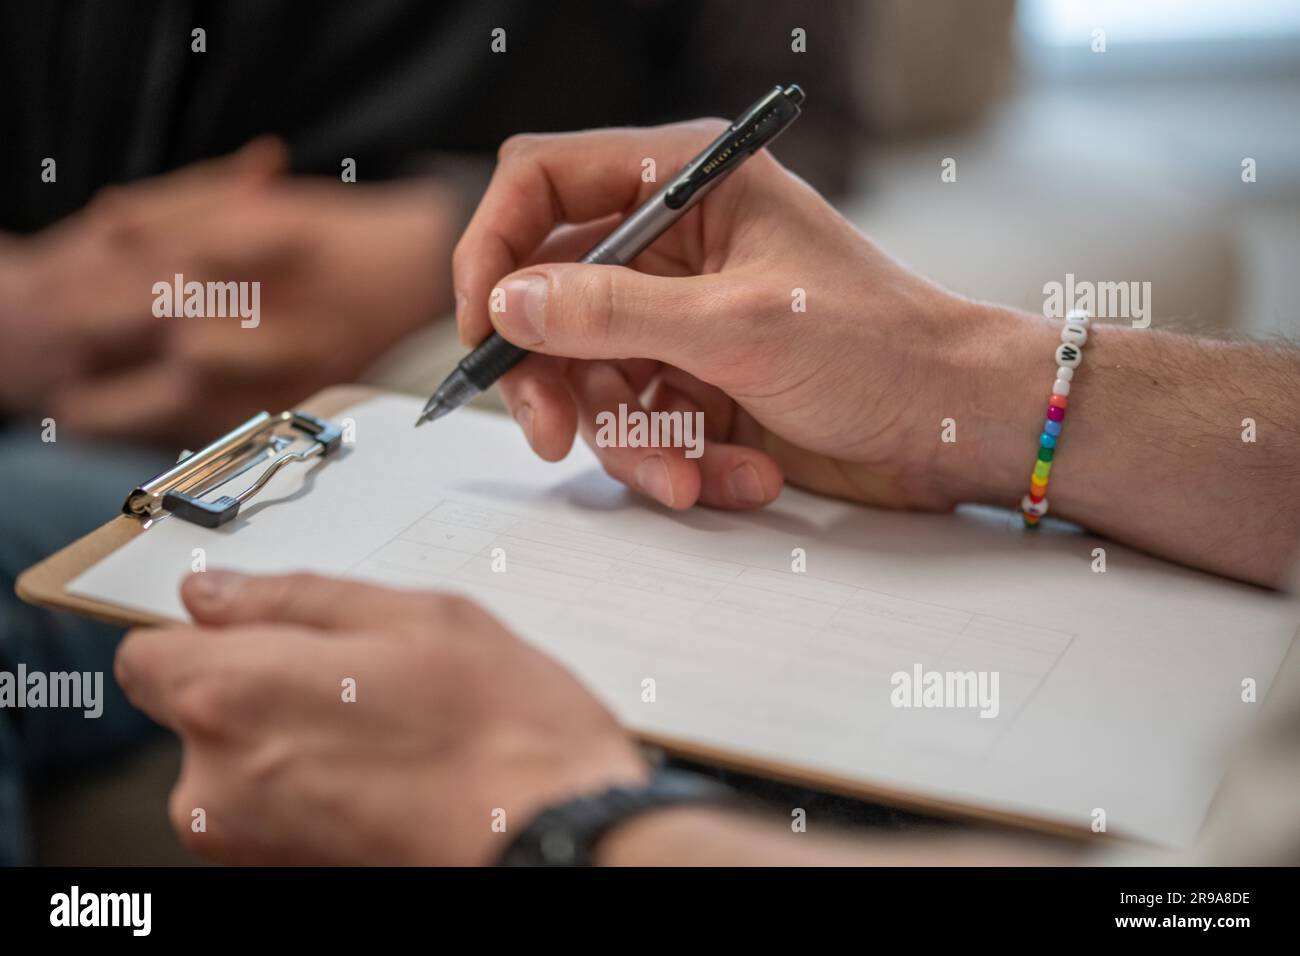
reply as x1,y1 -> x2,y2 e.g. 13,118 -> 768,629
1,0 -> 859,233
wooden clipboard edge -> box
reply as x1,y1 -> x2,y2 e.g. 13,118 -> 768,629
635,730 -> 1104,844
15,384 -> 383,628
15,380 -> 1112,844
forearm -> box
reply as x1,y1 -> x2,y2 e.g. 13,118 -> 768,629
941,303 -> 1300,587
596,806 -> 1078,866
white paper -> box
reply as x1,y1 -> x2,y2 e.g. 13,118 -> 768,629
69,395 -> 1299,846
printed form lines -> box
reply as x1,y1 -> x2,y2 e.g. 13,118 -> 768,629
346,498 -> 1074,748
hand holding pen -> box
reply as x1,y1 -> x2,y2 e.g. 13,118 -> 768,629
444,95 -> 1004,516
418,84 -> 806,426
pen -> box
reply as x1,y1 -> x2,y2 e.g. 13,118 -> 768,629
415,83 -> 806,427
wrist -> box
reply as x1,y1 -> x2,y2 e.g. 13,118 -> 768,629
930,300 -> 1062,509
479,738 -> 648,864
496,764 -> 738,867
594,804 -> 740,866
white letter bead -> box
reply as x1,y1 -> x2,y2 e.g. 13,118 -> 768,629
1065,309 -> 1091,327
1061,323 -> 1088,347
1052,378 -> 1071,396
1056,365 -> 1074,382
1055,343 -> 1083,368
1021,494 -> 1049,517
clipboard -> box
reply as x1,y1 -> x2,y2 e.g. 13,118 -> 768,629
15,384 -> 377,629
21,380 -> 1272,847
12,382 -> 1100,841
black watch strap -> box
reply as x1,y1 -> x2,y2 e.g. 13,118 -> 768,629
496,770 -> 734,867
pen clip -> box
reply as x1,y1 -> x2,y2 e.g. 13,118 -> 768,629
664,84 -> 804,210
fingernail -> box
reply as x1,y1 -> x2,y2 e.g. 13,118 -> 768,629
514,403 -> 535,445
492,275 -> 547,346
635,455 -> 675,508
728,463 -> 766,506
188,569 -> 242,606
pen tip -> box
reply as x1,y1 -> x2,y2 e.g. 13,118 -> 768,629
414,402 -> 453,428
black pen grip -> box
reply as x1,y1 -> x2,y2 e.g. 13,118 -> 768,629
459,333 -> 530,390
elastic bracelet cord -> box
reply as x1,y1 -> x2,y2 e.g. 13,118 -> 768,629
1022,309 -> 1090,529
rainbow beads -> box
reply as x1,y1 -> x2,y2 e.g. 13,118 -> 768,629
1022,311 -> 1090,529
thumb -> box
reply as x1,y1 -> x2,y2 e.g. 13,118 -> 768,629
182,570 -> 423,632
488,264 -> 726,370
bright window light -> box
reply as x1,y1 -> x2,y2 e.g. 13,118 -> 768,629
1020,0 -> 1300,45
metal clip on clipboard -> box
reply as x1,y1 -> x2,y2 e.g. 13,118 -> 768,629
121,410 -> 344,528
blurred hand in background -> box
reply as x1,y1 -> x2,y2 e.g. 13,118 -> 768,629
0,138 -> 458,446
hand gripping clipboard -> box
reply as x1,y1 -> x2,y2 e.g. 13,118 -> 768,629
15,385 -> 378,628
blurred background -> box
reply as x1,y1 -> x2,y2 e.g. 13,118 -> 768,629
844,0 -> 1300,340
3,0 -> 1297,864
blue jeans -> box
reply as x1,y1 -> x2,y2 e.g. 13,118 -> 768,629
0,428 -> 173,864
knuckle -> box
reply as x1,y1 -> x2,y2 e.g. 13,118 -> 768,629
279,571 -> 323,593
174,677 -> 234,737
245,738 -> 295,788
565,267 -> 617,346
168,781 -> 206,854
719,278 -> 772,320
427,592 -> 483,632
269,573 -> 327,617
497,132 -> 543,163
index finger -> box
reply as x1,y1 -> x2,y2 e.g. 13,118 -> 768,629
452,120 -> 727,346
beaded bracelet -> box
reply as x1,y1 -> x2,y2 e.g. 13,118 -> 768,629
1021,309 -> 1090,529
